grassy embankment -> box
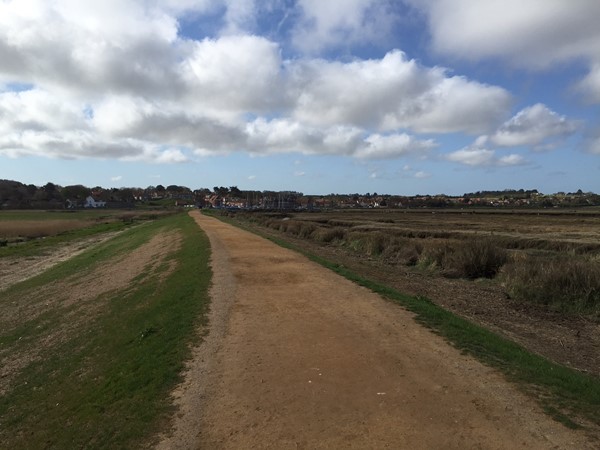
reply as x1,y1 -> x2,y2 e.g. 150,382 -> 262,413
0,210 -> 176,258
0,212 -> 211,449
210,210 -> 600,431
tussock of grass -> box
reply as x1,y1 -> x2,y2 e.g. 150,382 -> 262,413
502,256 -> 600,315
312,226 -> 346,243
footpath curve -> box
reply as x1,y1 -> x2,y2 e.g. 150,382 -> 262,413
157,211 -> 593,449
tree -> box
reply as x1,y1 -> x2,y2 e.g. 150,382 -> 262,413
229,186 -> 242,198
62,184 -> 90,201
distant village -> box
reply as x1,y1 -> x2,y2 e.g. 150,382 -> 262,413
1,179 -> 599,210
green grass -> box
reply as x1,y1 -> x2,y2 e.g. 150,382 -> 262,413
0,210 -> 174,258
0,213 -> 211,449
212,211 -> 600,431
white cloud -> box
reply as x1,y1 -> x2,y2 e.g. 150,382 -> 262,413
221,0 -> 257,35
412,0 -> 600,102
356,133 -> 436,159
182,35 -> 284,116
576,64 -> 600,103
445,103 -> 574,168
490,104 -> 577,149
111,175 -> 123,182
414,171 -> 431,179
241,118 -> 435,159
292,0 -> 395,54
290,51 -> 511,134
0,0 -> 518,164
0,89 -> 88,133
294,171 -> 306,177
415,0 -> 600,68
445,147 -> 525,167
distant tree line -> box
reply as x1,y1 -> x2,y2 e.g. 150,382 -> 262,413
1,179 -> 599,210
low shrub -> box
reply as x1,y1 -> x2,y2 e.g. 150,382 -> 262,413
416,239 -> 507,279
380,239 -> 422,266
345,231 -> 390,256
297,222 -> 318,238
502,256 -> 600,314
418,242 -> 454,270
444,239 -> 508,279
312,227 -> 346,243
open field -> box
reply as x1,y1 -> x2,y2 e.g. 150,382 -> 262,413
0,213 -> 211,449
0,209 -> 174,240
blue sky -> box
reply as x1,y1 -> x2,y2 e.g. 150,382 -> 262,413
1,0 -> 599,195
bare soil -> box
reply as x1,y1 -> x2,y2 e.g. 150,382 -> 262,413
158,212 -> 597,449
0,231 -> 122,292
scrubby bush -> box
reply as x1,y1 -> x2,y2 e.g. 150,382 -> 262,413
444,239 -> 508,279
312,227 -> 346,243
417,242 -> 454,270
502,256 -> 600,314
346,231 -> 389,256
416,239 -> 507,279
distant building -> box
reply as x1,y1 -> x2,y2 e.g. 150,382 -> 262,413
84,196 -> 106,208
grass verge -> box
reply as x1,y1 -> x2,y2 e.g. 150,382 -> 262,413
211,211 -> 600,431
0,210 -> 176,258
0,213 -> 211,449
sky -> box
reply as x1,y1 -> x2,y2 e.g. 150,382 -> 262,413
1,0 -> 599,195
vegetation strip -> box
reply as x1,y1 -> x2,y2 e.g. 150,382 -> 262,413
0,210 -> 175,258
0,213 -> 212,449
211,212 -> 600,431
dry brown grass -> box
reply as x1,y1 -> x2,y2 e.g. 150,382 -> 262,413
0,220 -> 92,239
502,256 -> 600,315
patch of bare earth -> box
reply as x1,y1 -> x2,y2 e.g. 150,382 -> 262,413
0,231 -> 121,292
157,212 -> 596,449
0,230 -> 182,395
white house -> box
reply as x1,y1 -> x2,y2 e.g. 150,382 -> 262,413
84,196 -> 106,208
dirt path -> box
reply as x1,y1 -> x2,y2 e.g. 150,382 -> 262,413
158,212 -> 595,449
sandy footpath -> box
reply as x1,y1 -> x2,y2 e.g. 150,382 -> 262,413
156,211 -> 595,449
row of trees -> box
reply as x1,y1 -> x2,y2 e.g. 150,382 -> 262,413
0,180 -> 197,209
2,178 -> 600,210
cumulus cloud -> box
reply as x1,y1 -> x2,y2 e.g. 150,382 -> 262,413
291,0 -> 396,54
445,147 -> 526,168
290,51 -> 511,134
576,64 -> 600,103
412,0 -> 600,102
490,104 -> 577,149
414,0 -> 600,68
0,0 -> 517,164
242,118 -> 435,159
356,133 -> 436,159
446,103 -> 576,168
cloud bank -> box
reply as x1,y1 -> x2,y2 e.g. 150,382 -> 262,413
0,0 -> 584,167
